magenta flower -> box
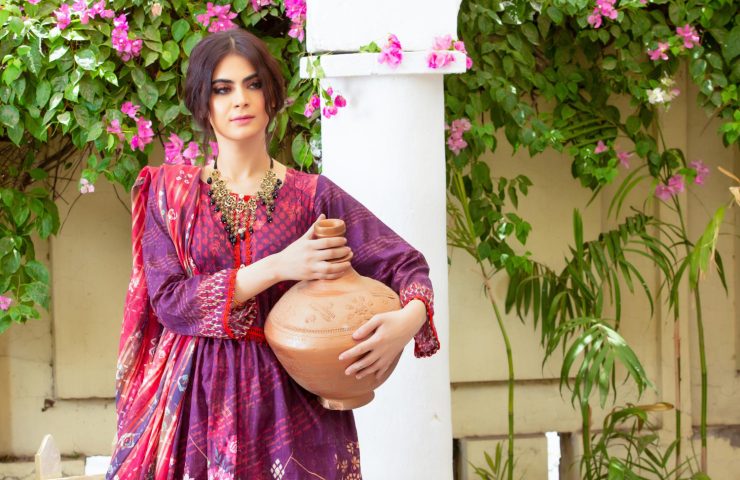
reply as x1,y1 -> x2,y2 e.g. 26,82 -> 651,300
334,95 -> 347,108
654,184 -> 673,201
0,295 -> 11,311
106,119 -> 125,141
121,101 -> 140,119
79,178 -> 95,194
206,141 -> 218,167
182,142 -> 200,164
453,41 -> 473,70
130,135 -> 144,151
322,105 -> 338,118
617,150 -> 632,168
91,0 -> 115,19
136,117 -> 154,143
378,34 -> 403,68
27,0 -> 41,4
319,88 -> 347,119
676,24 -> 700,49
427,50 -> 455,69
447,118 -> 472,155
587,11 -> 602,28
594,140 -> 608,154
667,174 -> 685,193
197,2 -> 238,32
587,0 -> 617,29
432,34 -> 453,51
648,42 -> 670,61
285,0 -> 306,41
54,3 -> 72,30
251,0 -> 274,11
164,133 -> 185,164
111,15 -> 143,61
303,94 -> 320,117
689,160 -> 709,185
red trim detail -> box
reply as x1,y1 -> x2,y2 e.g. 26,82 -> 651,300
406,295 -> 440,358
245,326 -> 266,343
221,268 -> 239,339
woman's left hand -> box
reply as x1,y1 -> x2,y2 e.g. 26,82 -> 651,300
338,299 -> 427,380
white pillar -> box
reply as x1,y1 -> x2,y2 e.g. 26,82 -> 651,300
303,3 -> 464,476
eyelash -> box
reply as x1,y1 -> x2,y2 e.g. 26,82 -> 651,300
212,81 -> 262,95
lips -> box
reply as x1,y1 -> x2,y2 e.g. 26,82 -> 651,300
231,115 -> 255,121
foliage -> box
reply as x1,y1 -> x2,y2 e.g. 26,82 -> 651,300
0,0 -> 317,332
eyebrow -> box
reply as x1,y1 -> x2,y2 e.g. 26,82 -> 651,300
211,73 -> 259,85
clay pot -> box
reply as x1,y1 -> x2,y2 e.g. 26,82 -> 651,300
265,219 -> 402,410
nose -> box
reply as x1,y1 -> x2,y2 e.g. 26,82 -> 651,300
234,85 -> 249,108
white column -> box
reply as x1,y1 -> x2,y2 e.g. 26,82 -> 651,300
303,3 -> 464,476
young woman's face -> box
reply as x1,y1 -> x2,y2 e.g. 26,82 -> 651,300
208,53 -> 270,145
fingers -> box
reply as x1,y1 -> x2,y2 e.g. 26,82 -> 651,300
344,352 -> 380,378
311,236 -> 347,250
352,315 -> 381,341
316,247 -> 352,262
304,214 -> 326,238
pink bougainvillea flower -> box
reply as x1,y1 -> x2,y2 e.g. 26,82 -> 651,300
616,150 -> 632,168
182,142 -> 200,164
594,140 -> 608,154
453,40 -> 473,69
378,34 -> 403,68
318,88 -> 347,119
667,174 -> 685,194
0,295 -> 12,311
79,178 -> 95,194
303,94 -> 320,117
106,118 -> 125,141
27,0 -> 41,4
196,2 -> 238,32
54,3 -> 72,30
648,42 -> 670,61
111,14 -> 143,61
334,95 -> 347,108
427,50 -> 455,69
654,184 -> 673,201
151,2 -> 162,17
136,117 -> 154,143
322,105 -> 338,118
206,140 -> 219,166
432,34 -> 453,51
676,24 -> 700,49
689,160 -> 709,185
284,0 -> 306,40
164,133 -> 185,164
91,0 -> 115,19
121,101 -> 140,119
587,10 -> 602,28
447,118 -> 472,155
596,0 -> 618,20
251,0 -> 274,11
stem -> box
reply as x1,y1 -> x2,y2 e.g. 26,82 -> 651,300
560,124 -> 612,143
694,286 -> 708,472
581,403 -> 593,476
483,274 -> 515,480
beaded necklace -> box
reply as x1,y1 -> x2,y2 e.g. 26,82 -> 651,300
205,159 -> 282,245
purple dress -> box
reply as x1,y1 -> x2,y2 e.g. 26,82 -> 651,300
137,168 -> 439,479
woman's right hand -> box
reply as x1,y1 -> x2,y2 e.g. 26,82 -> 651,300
273,214 -> 353,282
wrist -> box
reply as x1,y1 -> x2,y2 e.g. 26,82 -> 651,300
402,299 -> 427,334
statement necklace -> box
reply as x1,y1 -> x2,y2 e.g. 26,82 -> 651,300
206,161 -> 282,245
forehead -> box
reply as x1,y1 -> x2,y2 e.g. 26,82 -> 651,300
211,53 -> 256,80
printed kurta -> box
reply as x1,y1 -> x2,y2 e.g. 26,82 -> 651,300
108,165 -> 439,480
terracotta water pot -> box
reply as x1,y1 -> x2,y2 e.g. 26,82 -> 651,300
265,219 -> 402,410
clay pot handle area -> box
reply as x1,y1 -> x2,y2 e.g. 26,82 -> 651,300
313,218 -> 346,239
314,219 -> 352,264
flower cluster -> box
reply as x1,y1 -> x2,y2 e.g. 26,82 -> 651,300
196,2 -> 238,33
587,0 -> 618,29
164,135 -> 218,166
79,178 -> 95,194
285,0 -> 306,42
647,42 -> 669,61
106,101 -> 154,152
690,160 -> 709,185
593,140 -> 632,168
251,0 -> 274,11
646,76 -> 680,105
111,14 -> 143,61
378,34 -> 403,68
648,24 -> 701,63
655,175 -> 685,200
322,88 -> 347,118
447,118 -> 472,155
427,35 -> 472,70
0,295 -> 12,311
53,0 -> 114,29
303,94 -> 320,117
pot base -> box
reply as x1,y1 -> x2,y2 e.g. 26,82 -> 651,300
319,392 -> 375,411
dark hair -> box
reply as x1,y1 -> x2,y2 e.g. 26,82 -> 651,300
184,28 -> 286,146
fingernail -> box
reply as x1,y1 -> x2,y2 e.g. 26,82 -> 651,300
337,355 -> 344,361
355,374 -> 362,380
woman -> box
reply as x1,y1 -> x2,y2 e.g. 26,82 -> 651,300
108,28 -> 439,480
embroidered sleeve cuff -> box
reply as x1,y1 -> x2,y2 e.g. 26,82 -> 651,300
400,282 -> 440,358
196,269 -> 257,339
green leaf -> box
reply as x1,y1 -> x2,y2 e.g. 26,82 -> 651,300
2,64 -> 21,85
74,49 -> 98,71
73,105 -> 93,129
138,79 -> 159,109
722,25 -> 740,61
172,19 -> 190,42
49,45 -> 69,62
0,105 -> 20,127
160,40 -> 180,69
689,206 -> 726,288
35,80 -> 51,108
57,111 -> 71,126
291,134 -> 312,168
183,32 -> 203,57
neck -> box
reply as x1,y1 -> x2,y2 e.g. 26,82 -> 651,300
214,136 -> 271,182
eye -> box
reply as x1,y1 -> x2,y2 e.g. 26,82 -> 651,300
248,81 -> 263,90
212,86 -> 230,95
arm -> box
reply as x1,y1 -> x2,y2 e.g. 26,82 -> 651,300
313,176 -> 440,361
142,184 -> 257,339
